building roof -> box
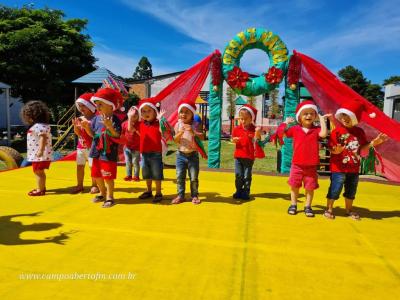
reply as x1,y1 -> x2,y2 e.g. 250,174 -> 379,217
72,68 -> 125,84
129,71 -> 185,84
0,82 -> 11,89
235,96 -> 247,105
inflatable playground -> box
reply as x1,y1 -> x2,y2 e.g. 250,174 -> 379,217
0,28 -> 399,299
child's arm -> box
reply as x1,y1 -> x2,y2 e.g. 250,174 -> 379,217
361,133 -> 389,152
103,115 -> 120,138
81,118 -> 93,137
72,118 -> 82,137
37,134 -> 47,158
318,114 -> 332,138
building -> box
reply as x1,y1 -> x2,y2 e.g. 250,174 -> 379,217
384,83 -> 400,121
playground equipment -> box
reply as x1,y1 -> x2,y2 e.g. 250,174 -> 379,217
0,146 -> 23,170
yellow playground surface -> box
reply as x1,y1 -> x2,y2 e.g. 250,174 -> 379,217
0,161 -> 399,299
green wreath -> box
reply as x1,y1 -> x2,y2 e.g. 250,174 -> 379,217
222,28 -> 289,96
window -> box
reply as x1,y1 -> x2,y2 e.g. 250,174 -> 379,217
393,98 -> 400,122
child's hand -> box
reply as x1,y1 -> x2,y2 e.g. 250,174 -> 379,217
183,124 -> 192,132
371,133 -> 389,147
255,127 -> 261,133
319,113 -> 332,121
80,118 -> 90,130
331,144 -> 345,154
285,117 -> 295,124
232,137 -> 240,143
157,109 -> 166,120
102,115 -> 113,129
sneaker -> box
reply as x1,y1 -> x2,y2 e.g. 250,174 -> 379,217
241,192 -> 250,200
233,191 -> 242,199
124,176 -> 132,181
152,193 -> 163,203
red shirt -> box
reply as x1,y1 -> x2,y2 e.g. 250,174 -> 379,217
329,125 -> 368,173
139,120 -> 162,153
233,124 -> 256,160
121,121 -> 140,151
285,125 -> 321,166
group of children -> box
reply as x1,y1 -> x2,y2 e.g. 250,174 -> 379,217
20,88 -> 388,219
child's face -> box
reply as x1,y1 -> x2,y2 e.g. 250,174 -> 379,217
77,103 -> 95,118
140,105 -> 157,122
179,107 -> 194,124
95,101 -> 113,116
337,113 -> 353,128
299,108 -> 317,127
129,112 -> 139,123
239,110 -> 252,127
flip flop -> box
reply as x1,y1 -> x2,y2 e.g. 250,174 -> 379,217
102,199 -> 115,208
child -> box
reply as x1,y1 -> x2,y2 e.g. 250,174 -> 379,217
121,106 -> 141,182
232,104 -> 265,200
81,88 -> 123,208
283,100 -> 330,217
20,100 -> 52,196
138,98 -> 167,203
324,100 -> 388,220
172,99 -> 206,205
71,92 -> 99,194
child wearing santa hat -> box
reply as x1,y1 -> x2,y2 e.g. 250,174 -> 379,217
232,104 -> 266,200
324,99 -> 388,220
171,99 -> 206,205
71,92 -> 99,194
81,88 -> 123,208
121,106 -> 141,182
283,100 -> 330,217
137,98 -> 169,203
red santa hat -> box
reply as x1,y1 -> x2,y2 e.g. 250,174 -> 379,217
91,88 -> 123,111
295,100 -> 318,122
239,104 -> 258,123
335,98 -> 376,126
178,98 -> 196,115
75,92 -> 96,113
138,97 -> 161,113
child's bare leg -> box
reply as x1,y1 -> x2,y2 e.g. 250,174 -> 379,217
94,177 -> 106,197
76,165 -> 85,188
34,169 -> 46,191
146,179 -> 152,192
305,189 -> 314,207
290,186 -> 299,205
345,198 -> 360,219
155,180 -> 162,195
104,179 -> 114,200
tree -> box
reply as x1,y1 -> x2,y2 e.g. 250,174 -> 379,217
246,96 -> 256,107
0,5 -> 96,112
338,65 -> 383,109
383,76 -> 400,86
132,56 -> 153,80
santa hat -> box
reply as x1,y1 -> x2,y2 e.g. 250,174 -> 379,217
91,88 -> 123,111
178,99 -> 196,115
295,100 -> 318,122
335,98 -> 376,126
138,97 -> 161,113
239,104 -> 258,123
75,93 -> 96,113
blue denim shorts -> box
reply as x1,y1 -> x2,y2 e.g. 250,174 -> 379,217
326,172 -> 359,200
141,152 -> 163,180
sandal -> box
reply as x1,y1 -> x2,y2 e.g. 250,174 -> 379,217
304,206 -> 315,217
171,196 -> 185,204
346,211 -> 361,221
92,195 -> 105,203
28,189 -> 46,196
70,186 -> 84,194
90,186 -> 99,194
153,193 -> 163,203
102,199 -> 115,208
138,191 -> 153,199
191,196 -> 201,205
323,210 -> 335,220
287,204 -> 297,215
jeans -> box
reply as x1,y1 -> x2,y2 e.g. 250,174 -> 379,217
326,172 -> 359,200
124,147 -> 140,177
235,158 -> 254,196
141,152 -> 164,180
176,151 -> 199,198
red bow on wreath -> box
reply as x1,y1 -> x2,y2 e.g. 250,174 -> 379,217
227,66 -> 249,90
265,66 -> 283,84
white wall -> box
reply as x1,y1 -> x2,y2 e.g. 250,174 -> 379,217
384,83 -> 400,118
0,92 -> 24,128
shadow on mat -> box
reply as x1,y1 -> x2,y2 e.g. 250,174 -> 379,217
0,212 -> 73,245
314,205 -> 400,220
251,192 -> 305,201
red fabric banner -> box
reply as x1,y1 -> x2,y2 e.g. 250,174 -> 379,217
298,52 -> 400,182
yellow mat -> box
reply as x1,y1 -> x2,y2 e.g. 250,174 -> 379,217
0,162 -> 399,299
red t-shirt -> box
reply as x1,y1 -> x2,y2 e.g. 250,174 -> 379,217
329,125 -> 368,173
285,125 -> 321,166
121,121 -> 140,151
233,124 -> 256,160
139,120 -> 162,153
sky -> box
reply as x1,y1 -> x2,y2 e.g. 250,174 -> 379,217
3,0 -> 400,85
